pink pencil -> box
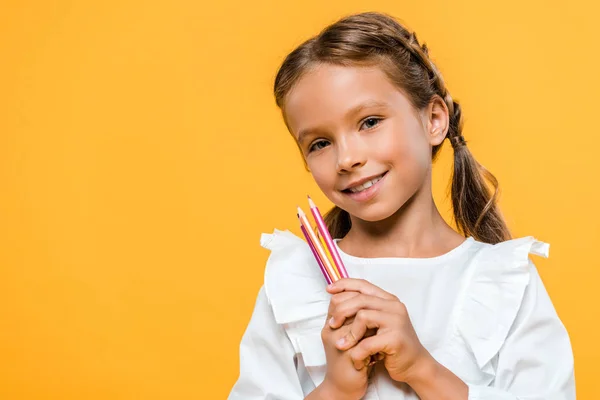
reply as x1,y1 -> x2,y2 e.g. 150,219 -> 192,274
297,206 -> 340,282
308,196 -> 349,279
299,222 -> 333,284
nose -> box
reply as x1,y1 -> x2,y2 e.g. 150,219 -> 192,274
336,136 -> 367,173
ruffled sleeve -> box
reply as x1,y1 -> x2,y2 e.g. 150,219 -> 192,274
446,237 -> 575,399
228,229 -> 331,399
260,229 -> 333,390
228,287 -> 305,400
261,229 -> 331,324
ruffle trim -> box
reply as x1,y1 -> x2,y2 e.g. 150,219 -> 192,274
261,229 -> 330,324
455,236 -> 550,375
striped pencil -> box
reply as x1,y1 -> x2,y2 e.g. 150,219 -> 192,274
308,196 -> 349,279
300,200 -> 376,363
297,206 -> 340,282
299,223 -> 333,284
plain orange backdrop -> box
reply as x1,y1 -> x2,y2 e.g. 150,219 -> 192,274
0,0 -> 598,398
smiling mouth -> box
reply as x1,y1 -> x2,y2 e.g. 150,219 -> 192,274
342,172 -> 388,194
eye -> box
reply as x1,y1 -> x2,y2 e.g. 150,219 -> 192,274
360,117 -> 382,130
308,139 -> 330,153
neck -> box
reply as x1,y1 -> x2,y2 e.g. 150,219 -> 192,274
339,175 -> 465,259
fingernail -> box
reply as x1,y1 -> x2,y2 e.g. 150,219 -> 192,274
327,284 -> 334,290
336,337 -> 345,347
328,317 -> 335,327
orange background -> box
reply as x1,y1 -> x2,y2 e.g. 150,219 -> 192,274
1,0 -> 597,398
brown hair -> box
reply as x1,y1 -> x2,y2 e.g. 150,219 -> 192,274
273,12 -> 511,244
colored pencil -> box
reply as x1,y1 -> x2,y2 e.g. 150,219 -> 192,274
299,223 -> 333,284
299,200 -> 376,364
297,206 -> 340,282
308,196 -> 349,279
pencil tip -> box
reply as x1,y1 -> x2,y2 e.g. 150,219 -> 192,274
308,196 -> 316,207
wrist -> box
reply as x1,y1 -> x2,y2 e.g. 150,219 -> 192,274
404,353 -> 439,390
313,380 -> 360,400
405,353 -> 468,400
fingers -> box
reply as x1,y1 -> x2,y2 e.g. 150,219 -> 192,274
327,278 -> 397,300
335,310 -> 390,351
327,291 -> 359,321
349,333 -> 394,370
328,294 -> 395,329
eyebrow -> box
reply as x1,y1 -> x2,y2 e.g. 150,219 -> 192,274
297,100 -> 390,145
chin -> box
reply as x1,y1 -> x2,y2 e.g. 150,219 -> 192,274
346,201 -> 401,223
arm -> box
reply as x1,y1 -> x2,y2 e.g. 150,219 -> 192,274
228,286 -> 305,400
409,265 -> 575,400
467,265 -> 575,399
406,359 -> 468,400
304,382 -> 357,400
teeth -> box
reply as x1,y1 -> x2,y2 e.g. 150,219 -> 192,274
349,175 -> 383,193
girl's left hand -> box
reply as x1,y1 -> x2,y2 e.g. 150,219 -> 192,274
326,278 -> 435,385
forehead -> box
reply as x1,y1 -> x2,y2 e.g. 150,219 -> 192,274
283,64 -> 408,136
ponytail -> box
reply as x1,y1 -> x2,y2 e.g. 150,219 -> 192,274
447,101 -> 511,244
323,206 -> 351,241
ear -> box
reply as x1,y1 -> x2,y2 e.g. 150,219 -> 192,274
424,95 -> 449,146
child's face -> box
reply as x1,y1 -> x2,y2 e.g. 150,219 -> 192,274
283,63 -> 447,222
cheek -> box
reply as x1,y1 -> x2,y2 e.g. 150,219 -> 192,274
307,157 -> 336,190
376,126 -> 431,176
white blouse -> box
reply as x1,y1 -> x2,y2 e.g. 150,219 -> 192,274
229,229 -> 575,399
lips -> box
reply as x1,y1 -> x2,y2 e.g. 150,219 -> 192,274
342,172 -> 388,193
341,171 -> 388,202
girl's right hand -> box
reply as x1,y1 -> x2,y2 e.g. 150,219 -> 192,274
316,291 -> 370,400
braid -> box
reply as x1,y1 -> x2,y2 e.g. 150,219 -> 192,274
381,27 -> 463,150
398,26 -> 510,242
403,32 -> 459,136
373,14 -> 509,242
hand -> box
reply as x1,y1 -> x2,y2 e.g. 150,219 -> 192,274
326,278 -> 435,385
317,290 -> 371,400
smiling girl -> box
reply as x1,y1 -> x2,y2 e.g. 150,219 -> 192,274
229,11 -> 575,400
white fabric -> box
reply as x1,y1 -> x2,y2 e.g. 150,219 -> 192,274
229,229 -> 575,399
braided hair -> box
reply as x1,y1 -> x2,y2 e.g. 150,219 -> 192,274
274,12 -> 511,244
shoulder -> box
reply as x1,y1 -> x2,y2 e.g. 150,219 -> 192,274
260,229 -> 331,325
469,235 -> 550,267
451,235 -> 551,373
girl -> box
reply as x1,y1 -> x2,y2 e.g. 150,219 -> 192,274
229,11 -> 575,400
